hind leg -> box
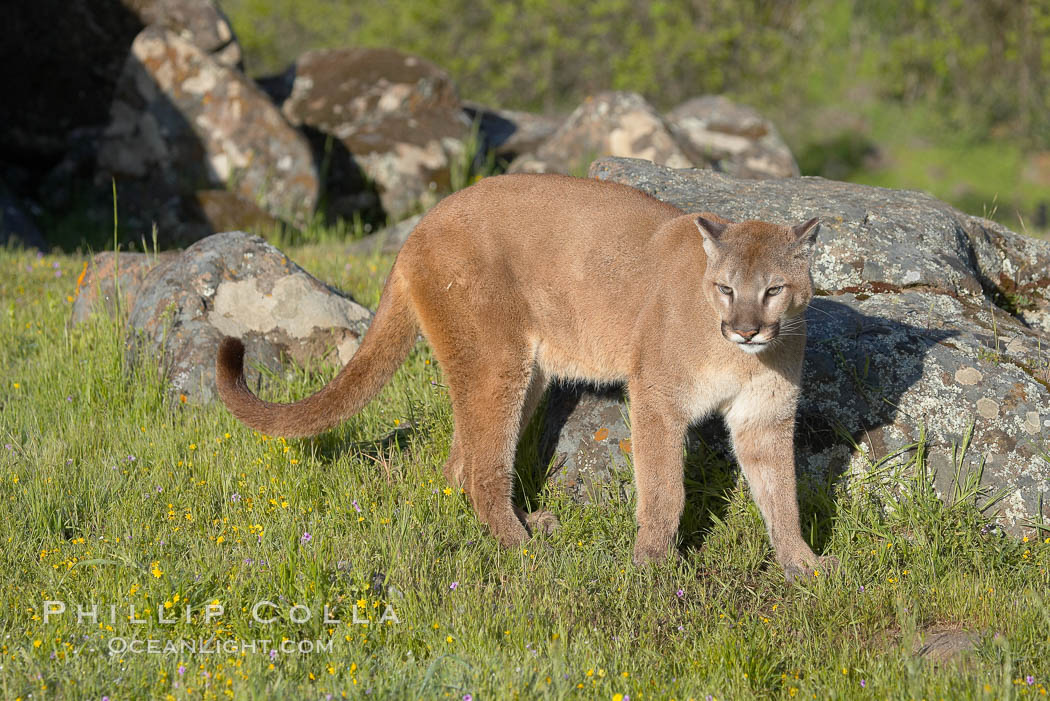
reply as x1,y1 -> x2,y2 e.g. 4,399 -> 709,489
440,362 -> 543,492
442,351 -> 537,548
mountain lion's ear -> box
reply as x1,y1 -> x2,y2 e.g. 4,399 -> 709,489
791,218 -> 820,256
695,215 -> 728,258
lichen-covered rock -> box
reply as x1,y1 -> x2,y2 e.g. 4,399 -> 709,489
537,386 -> 633,502
127,231 -> 371,403
98,26 -> 318,244
509,92 -> 693,175
535,157 -> 1050,536
70,251 -> 178,325
281,47 -> 472,221
798,292 -> 1049,535
666,95 -> 800,179
192,190 -> 286,235
2,0 -> 242,213
128,0 -> 242,66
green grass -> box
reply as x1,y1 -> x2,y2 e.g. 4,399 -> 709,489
1,244 -> 1049,700
790,101 -> 1050,240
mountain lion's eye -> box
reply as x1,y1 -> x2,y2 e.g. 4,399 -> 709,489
766,286 -> 784,296
717,285 -> 733,296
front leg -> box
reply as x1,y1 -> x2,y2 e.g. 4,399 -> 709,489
724,409 -> 824,581
628,392 -> 689,566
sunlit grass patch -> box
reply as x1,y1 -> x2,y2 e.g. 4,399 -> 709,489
1,243 -> 1048,699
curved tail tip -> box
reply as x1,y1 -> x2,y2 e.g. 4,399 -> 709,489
216,336 -> 246,385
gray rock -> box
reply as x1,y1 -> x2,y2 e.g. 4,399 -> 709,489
1,0 -> 243,222
535,157 -> 1050,536
536,386 -> 633,503
509,91 -> 693,175
192,190 -> 288,235
128,0 -> 242,67
70,251 -> 178,325
127,231 -> 371,403
912,628 -> 980,663
97,26 -> 318,245
666,95 -> 800,179
281,47 -> 472,222
2,0 -> 240,162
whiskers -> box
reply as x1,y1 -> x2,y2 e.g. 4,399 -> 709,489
803,304 -> 837,320
767,316 -> 807,349
774,316 -> 807,338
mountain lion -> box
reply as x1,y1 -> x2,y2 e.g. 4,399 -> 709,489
217,173 -> 833,580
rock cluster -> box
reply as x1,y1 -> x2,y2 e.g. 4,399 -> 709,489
2,2 -> 797,251
508,91 -> 799,179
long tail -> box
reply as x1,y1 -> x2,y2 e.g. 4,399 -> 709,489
215,267 -> 418,438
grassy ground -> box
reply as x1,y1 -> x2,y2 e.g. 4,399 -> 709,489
1,243 -> 1049,700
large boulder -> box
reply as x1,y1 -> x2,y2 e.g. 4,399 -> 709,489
70,251 -> 179,325
535,157 -> 1050,537
281,47 -> 472,222
97,26 -> 318,245
1,1 -> 242,224
126,231 -> 372,403
127,0 -> 242,67
509,92 -> 693,175
666,95 -> 800,179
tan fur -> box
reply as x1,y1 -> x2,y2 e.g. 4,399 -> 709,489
216,173 -> 832,580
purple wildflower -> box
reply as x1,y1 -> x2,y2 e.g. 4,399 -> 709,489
860,679 -> 866,688
178,665 -> 185,675
301,531 -> 312,544
352,499 -> 361,512
449,581 -> 458,590
1027,676 -> 1035,685
676,588 -> 684,598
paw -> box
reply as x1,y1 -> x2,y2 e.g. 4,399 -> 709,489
632,532 -> 674,567
783,554 -> 839,583
494,522 -> 529,549
524,510 -> 560,537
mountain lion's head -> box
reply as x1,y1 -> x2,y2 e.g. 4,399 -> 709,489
695,214 -> 819,355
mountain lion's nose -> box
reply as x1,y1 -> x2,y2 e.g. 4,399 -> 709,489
735,328 -> 760,341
